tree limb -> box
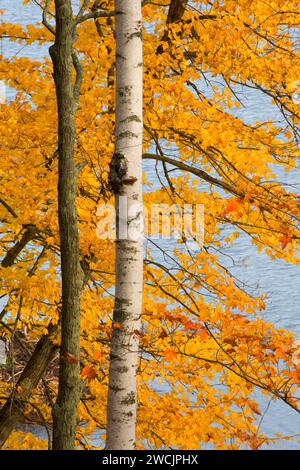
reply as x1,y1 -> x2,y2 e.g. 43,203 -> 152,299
1,225 -> 37,268
76,9 -> 114,25
42,0 -> 55,35
143,152 -> 242,197
0,323 -> 58,448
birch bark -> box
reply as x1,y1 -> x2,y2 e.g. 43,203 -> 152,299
106,0 -> 144,450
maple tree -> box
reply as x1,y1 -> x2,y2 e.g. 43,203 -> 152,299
0,0 -> 300,450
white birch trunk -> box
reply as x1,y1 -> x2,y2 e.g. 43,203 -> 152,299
106,0 -> 143,450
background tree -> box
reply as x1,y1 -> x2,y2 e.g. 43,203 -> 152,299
48,0 -> 84,450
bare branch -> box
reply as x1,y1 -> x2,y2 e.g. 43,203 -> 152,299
42,0 -> 55,35
1,224 -> 37,268
76,0 -> 89,20
0,198 -> 17,219
76,9 -> 114,25
142,152 -> 242,197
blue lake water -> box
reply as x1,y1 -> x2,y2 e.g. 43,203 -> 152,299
1,0 -> 299,449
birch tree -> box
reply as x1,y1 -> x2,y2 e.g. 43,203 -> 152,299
106,0 -> 144,450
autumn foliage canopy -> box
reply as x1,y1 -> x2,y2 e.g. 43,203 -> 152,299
0,0 -> 300,449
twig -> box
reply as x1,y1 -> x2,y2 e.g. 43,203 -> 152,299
42,0 -> 55,35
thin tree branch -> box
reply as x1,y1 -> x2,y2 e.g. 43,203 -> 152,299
76,9 -> 114,25
42,0 -> 55,35
1,225 -> 37,268
143,152 -> 242,197
76,0 -> 89,20
0,198 -> 17,219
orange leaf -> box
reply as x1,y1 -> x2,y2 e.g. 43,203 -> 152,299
249,436 -> 262,450
61,352 -> 78,364
249,402 -> 262,416
279,234 -> 292,250
164,349 -> 177,362
81,365 -> 97,382
184,321 -> 203,331
223,198 -> 241,217
198,329 -> 208,341
93,351 -> 102,361
274,347 -> 285,359
290,368 -> 300,384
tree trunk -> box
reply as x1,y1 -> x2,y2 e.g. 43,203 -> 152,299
106,0 -> 144,450
0,324 -> 58,448
50,0 -> 83,450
